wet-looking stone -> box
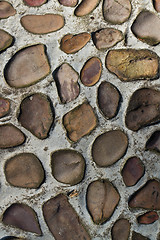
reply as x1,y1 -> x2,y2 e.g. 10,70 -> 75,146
0,97 -> 10,118
0,1 -> 16,19
137,211 -> 159,224
146,131 -> 160,153
111,218 -> 130,240
0,29 -> 13,52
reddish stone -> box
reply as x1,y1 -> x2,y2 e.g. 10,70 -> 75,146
59,0 -> 78,7
0,97 -> 10,118
23,0 -> 47,7
137,211 -> 159,224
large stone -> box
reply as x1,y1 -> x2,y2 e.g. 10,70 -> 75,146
23,0 -> 47,7
111,218 -> 130,240
153,0 -> 160,12
58,0 -> 78,7
0,237 -> 26,240
0,29 -> 13,52
146,131 -> 160,153
75,0 -> 100,17
132,232 -> 150,240
0,1 -> 16,19
0,97 -> 10,118
137,211 -> 159,224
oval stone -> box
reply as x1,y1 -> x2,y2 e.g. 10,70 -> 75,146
153,0 -> 160,12
0,29 -> 13,52
146,131 -> 160,153
0,1 -> 16,19
0,97 -> 10,118
111,218 -> 130,240
58,0 -> 78,7
75,0 -> 100,17
137,211 -> 159,224
23,0 -> 47,7
132,232 -> 150,240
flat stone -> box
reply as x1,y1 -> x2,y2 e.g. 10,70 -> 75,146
43,194 -> 91,239
146,131 -> 160,153
129,180 -> 160,210
54,63 -> 80,103
4,44 -> 50,88
0,124 -> 25,148
132,232 -> 150,240
80,57 -> 102,86
5,153 -> 45,189
51,149 -> 85,185
75,0 -> 100,17
0,1 -> 16,19
2,203 -> 42,235
21,14 -> 64,34
92,28 -> 124,50
103,0 -> 131,24
18,93 -> 54,139
58,0 -> 78,7
97,81 -> 121,119
92,130 -> 128,167
125,88 -> 160,131
87,180 -> 120,224
137,211 -> 159,224
60,32 -> 91,54
111,218 -> 130,240
131,11 -> 160,45
0,237 -> 26,240
106,49 -> 159,81
0,97 -> 10,118
0,29 -> 13,52
121,157 -> 145,186
23,0 -> 47,7
63,102 -> 97,142
153,0 -> 160,12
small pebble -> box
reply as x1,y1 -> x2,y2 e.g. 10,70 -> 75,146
111,218 -> 130,240
58,0 -> 78,7
23,0 -> 47,7
0,29 -> 13,52
75,0 -> 100,17
0,97 -> 10,118
137,211 -> 159,224
0,1 -> 16,19
146,131 -> 160,153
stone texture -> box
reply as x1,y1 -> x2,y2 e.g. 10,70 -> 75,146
153,0 -> 160,12
0,29 -> 13,52
132,232 -> 150,240
103,0 -> 131,24
0,97 -> 10,118
111,218 -> 130,240
75,0 -> 100,17
146,131 -> 160,153
125,88 -> 160,131
23,0 -> 47,7
106,49 -> 159,81
5,153 -> 45,189
137,211 -> 159,224
43,194 -> 90,239
54,63 -> 80,103
51,149 -> 85,185
4,44 -> 50,88
97,81 -> 121,119
2,203 -> 42,235
18,93 -> 54,139
87,180 -> 120,224
58,0 -> 78,7
0,238 -> 26,240
63,102 -> 97,142
0,1 -> 16,19
60,33 -> 91,54
80,57 -> 102,86
92,130 -> 128,167
131,11 -> 160,46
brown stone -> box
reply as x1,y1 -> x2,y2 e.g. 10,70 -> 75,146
132,232 -> 150,240
0,238 -> 26,240
146,131 -> 160,153
106,49 -> 159,81
4,44 -> 50,88
0,29 -> 13,52
5,153 -> 45,189
23,0 -> 47,7
137,211 -> 159,224
75,0 -> 100,17
63,102 -> 97,142
87,180 -> 120,224
58,0 -> 78,7
60,33 -> 91,54
153,0 -> 160,12
18,93 -> 54,139
0,97 -> 10,118
43,194 -> 91,239
0,1 -> 16,19
111,218 -> 130,240
92,130 -> 128,167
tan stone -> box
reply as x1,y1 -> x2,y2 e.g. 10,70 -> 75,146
75,0 -> 100,17
0,29 -> 13,52
0,1 -> 16,19
0,97 -> 10,118
59,0 -> 78,7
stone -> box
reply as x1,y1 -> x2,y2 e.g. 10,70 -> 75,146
2,203 -> 42,235
75,0 -> 100,17
54,63 -> 80,103
111,218 -> 130,240
137,211 -> 159,224
125,88 -> 160,131
0,29 -> 13,52
21,14 -> 64,34
51,149 -> 85,185
106,49 -> 159,81
18,93 -> 54,139
129,180 -> 160,210
0,237 -> 26,240
0,1 -> 16,19
5,153 -> 45,189
58,0 -> 78,7
132,232 -> 150,240
131,11 -> 160,46
146,131 -> 160,153
0,124 -> 25,148
86,180 -> 120,224
121,157 -> 145,187
92,28 -> 124,50
23,0 -> 47,7
4,44 -> 50,88
153,0 -> 160,12
0,97 -> 10,118
63,102 -> 97,142
80,57 -> 102,86
43,194 -> 91,239
103,0 -> 131,24
97,81 -> 121,119
92,130 -> 128,167
60,33 -> 91,54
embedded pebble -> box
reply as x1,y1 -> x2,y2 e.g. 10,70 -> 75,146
4,44 -> 50,88
111,218 -> 130,240
75,0 -> 100,17
146,131 -> 160,153
125,88 -> 160,131
87,180 -> 120,224
92,130 -> 128,167
153,0 -> 160,12
0,29 -> 13,52
43,194 -> 91,239
137,211 -> 159,224
80,57 -> 102,86
0,97 -> 10,118
0,238 -> 26,240
58,0 -> 78,7
132,232 -> 150,240
97,81 -> 121,119
23,0 -> 47,7
18,93 -> 54,139
106,49 -> 159,81
0,1 -> 16,19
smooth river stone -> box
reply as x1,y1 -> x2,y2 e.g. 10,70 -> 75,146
23,0 -> 47,7
87,180 -> 120,224
80,57 -> 102,86
0,124 -> 25,148
93,28 -> 124,50
0,29 -> 13,52
111,218 -> 130,240
125,88 -> 160,131
59,0 -> 78,7
137,211 -> 159,224
131,11 -> 160,46
132,232 -> 150,240
54,63 -> 80,103
5,153 -> 45,188
106,49 -> 159,81
0,1 -> 16,19
92,130 -> 128,167
60,32 -> 91,54
2,203 -> 42,235
146,131 -> 160,153
103,0 -> 131,24
4,44 -> 50,88
153,0 -> 160,12
18,93 -> 54,139
0,237 -> 26,240
0,97 -> 10,118
21,14 -> 64,34
98,81 -> 121,119
43,194 -> 91,240
75,0 -> 100,17
51,149 -> 85,185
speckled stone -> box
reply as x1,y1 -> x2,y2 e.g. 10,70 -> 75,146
0,1 -> 16,19
23,0 -> 47,7
146,131 -> 160,153
153,0 -> 160,12
0,29 -> 13,52
75,0 -> 100,17
0,97 -> 10,118
111,218 -> 130,240
58,0 -> 78,6
137,211 -> 159,224
132,232 -> 150,240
